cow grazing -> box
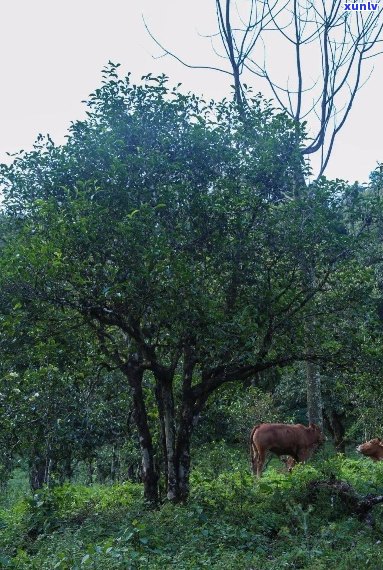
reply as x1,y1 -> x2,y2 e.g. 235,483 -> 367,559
250,422 -> 325,477
356,438 -> 383,461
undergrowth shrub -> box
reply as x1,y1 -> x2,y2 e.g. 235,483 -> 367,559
0,447 -> 382,569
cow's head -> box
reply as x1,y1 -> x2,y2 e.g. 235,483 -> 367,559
356,438 -> 383,459
308,423 -> 326,444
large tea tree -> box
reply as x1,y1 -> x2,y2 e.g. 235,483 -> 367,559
0,64 -> 371,503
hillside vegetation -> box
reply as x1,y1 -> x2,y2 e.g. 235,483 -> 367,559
0,446 -> 382,569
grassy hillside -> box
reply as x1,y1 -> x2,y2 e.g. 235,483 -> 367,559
0,446 -> 382,569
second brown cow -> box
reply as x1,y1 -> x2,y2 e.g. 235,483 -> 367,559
356,438 -> 383,461
250,422 -> 325,477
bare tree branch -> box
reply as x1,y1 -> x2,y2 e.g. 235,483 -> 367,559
145,0 -> 383,178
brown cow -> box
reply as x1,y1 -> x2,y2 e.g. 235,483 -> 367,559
250,422 -> 325,477
356,438 -> 383,461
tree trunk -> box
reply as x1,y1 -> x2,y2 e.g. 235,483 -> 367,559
152,347 -> 198,504
63,453 -> 74,481
162,385 -> 177,501
172,345 -> 199,503
306,361 -> 323,429
153,368 -> 178,502
294,167 -> 324,430
86,457 -> 94,485
123,358 -> 159,505
110,444 -> 119,482
154,380 -> 169,493
302,255 -> 323,430
174,401 -> 195,502
29,453 -> 48,491
324,410 -> 346,453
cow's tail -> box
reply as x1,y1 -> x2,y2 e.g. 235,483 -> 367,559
249,425 -> 260,475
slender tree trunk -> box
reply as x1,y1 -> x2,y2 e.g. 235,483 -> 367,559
63,453 -> 73,482
162,386 -> 177,501
174,402 -> 195,502
306,361 -> 323,428
29,439 -> 53,491
153,368 -> 178,501
123,358 -> 159,505
87,457 -> 94,485
29,453 -> 47,491
110,444 -> 119,482
154,381 -> 169,491
173,347 -> 198,502
303,260 -> 323,429
293,162 -> 324,430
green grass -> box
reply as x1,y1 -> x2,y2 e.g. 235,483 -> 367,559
0,448 -> 382,569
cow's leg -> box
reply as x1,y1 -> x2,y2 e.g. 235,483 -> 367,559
296,448 -> 310,463
250,435 -> 258,475
256,449 -> 265,477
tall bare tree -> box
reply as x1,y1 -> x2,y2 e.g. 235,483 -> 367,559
147,0 -> 382,177
146,0 -> 382,429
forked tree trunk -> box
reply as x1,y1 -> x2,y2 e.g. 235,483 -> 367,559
154,348 -> 197,503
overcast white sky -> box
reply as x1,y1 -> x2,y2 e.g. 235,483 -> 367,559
0,0 -> 382,183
